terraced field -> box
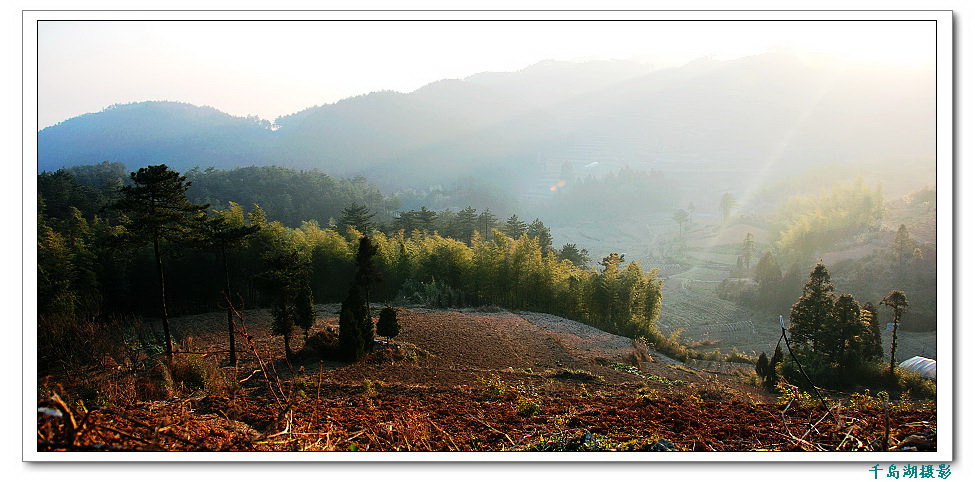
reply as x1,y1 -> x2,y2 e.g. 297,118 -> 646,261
657,280 -> 783,357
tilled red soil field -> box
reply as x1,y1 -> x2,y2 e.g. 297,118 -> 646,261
36,307 -> 936,453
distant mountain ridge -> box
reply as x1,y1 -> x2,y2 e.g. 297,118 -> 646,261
38,101 -> 274,172
37,54 -> 934,190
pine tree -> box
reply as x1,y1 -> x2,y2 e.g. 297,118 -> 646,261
354,236 -> 381,346
785,263 -> 884,385
202,205 -> 260,365
788,263 -> 836,354
503,214 -> 527,238
392,210 -> 418,234
526,218 -> 553,253
890,225 -> 916,276
476,209 -> 499,237
831,294 -> 864,366
257,250 -> 313,361
557,243 -> 591,268
881,290 -> 909,376
338,202 -> 375,233
338,236 -> 382,360
414,207 -> 437,233
861,301 -> 883,360
109,165 -> 208,360
455,206 -> 478,244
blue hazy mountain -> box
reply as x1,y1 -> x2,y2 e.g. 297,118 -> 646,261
37,53 -> 934,189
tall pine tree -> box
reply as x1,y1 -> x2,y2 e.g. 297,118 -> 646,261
110,165 -> 208,361
881,290 -> 909,376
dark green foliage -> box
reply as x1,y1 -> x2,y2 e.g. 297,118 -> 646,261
788,263 -> 836,351
861,302 -> 884,360
184,166 -> 391,229
398,278 -> 467,307
755,350 -> 781,390
354,237 -> 381,345
522,431 -> 607,452
502,214 -> 527,238
38,165 -> 122,221
890,224 -> 916,267
338,202 -> 376,233
257,250 -> 314,360
754,252 -> 782,301
200,204 -> 260,364
881,290 -> 909,376
785,263 -> 885,388
453,206 -> 478,244
39,164 -> 679,368
37,207 -> 101,320
109,164 -> 208,359
526,219 -> 553,254
110,165 -> 209,244
392,206 -> 438,234
339,292 -> 366,361
755,352 -> 769,379
476,209 -> 500,236
337,236 -> 383,360
557,243 -> 591,268
414,207 -> 438,233
377,306 -> 400,341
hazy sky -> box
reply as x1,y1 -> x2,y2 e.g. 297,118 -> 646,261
37,20 -> 934,128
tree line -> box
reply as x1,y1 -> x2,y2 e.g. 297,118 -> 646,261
38,164 -> 664,369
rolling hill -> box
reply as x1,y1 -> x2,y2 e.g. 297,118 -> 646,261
38,53 -> 934,191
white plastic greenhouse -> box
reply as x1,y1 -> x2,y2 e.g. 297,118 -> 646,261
898,356 -> 937,380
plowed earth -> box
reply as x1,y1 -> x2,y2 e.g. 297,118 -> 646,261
37,307 -> 936,453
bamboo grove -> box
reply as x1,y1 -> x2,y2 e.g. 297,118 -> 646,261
38,165 -> 664,370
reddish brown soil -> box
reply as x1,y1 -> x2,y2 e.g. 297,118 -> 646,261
37,307 -> 936,452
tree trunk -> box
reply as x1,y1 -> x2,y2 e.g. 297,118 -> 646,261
888,312 -> 900,376
222,245 -> 236,365
364,288 -> 373,351
283,326 -> 293,361
153,235 -> 173,361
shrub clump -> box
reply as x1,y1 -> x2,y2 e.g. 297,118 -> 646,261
300,329 -> 341,361
515,396 -> 541,417
169,355 -> 223,393
376,306 -> 400,341
546,368 -> 603,383
479,374 -> 508,399
520,431 -> 606,452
